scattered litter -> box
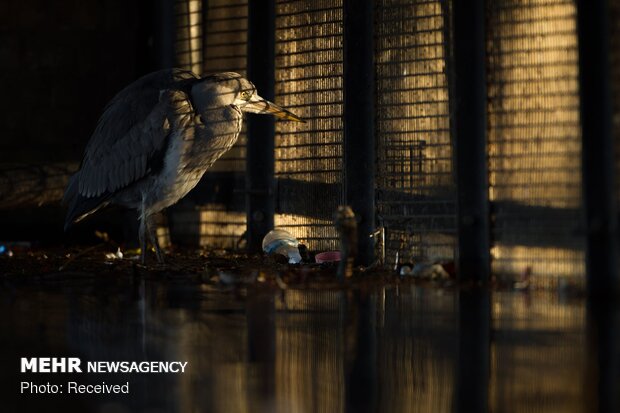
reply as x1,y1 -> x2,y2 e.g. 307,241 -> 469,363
398,262 -> 451,280
0,241 -> 31,257
262,229 -> 302,264
123,248 -> 142,260
104,248 -> 124,260
514,266 -> 532,290
399,264 -> 413,277
315,251 -> 341,264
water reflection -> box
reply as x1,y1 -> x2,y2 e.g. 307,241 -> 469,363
0,276 -> 618,412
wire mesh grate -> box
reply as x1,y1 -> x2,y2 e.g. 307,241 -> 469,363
175,0 -> 203,75
274,0 -> 344,251
486,0 -> 585,286
375,0 -> 456,265
203,0 -> 248,174
169,0 -> 248,249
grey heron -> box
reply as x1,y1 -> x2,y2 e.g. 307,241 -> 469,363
63,69 -> 303,264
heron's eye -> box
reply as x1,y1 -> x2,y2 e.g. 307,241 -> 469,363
240,91 -> 251,101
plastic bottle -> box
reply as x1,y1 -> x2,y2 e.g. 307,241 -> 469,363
262,229 -> 302,264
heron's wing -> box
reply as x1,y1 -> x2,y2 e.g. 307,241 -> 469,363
76,71 -> 198,197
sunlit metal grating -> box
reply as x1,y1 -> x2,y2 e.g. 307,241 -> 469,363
198,0 -> 248,248
274,0 -> 344,251
486,0 -> 585,285
175,0 -> 203,75
203,0 -> 248,174
375,0 -> 456,265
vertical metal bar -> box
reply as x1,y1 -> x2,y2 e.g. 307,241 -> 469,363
155,0 -> 175,69
584,301 -> 619,413
246,292 -> 276,399
346,291 -> 378,413
450,4 -> 491,408
576,0 -> 619,297
451,0 -> 490,282
343,0 -> 376,266
456,289 -> 490,413
246,0 -> 276,252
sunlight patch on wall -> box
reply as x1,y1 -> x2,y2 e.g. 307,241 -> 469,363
173,207 -> 245,249
203,0 -> 248,173
375,0 -> 455,264
491,245 -> 584,287
274,0 -> 345,251
275,214 -> 339,251
487,0 -> 584,281
198,209 -> 246,248
170,0 -> 248,249
175,0 -> 203,76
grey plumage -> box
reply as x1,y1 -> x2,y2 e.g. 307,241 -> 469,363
64,68 -> 303,263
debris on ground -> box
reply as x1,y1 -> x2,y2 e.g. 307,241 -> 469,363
0,241 -> 31,257
514,266 -> 532,290
315,251 -> 341,263
104,247 -> 124,260
399,262 -> 451,280
335,206 -> 357,280
262,228 -> 302,264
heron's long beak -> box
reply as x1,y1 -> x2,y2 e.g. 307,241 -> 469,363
240,94 -> 305,123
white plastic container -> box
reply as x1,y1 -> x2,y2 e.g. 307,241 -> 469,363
262,229 -> 302,264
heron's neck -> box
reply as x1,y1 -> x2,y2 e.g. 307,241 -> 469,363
190,82 -> 233,113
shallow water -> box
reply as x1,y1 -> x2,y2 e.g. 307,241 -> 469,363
0,274 -> 618,413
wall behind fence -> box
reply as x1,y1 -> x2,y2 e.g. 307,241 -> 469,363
486,0 -> 585,285
375,0 -> 456,266
185,0 -> 598,287
274,0 -> 345,252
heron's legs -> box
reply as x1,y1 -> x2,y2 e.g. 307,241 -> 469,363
139,197 -> 148,265
146,215 -> 165,264
138,215 -> 147,265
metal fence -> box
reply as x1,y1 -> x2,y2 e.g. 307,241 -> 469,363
274,0 -> 345,252
375,0 -> 456,265
486,0 -> 585,286
166,0 -> 620,287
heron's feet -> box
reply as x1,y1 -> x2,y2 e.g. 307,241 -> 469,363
154,244 -> 165,264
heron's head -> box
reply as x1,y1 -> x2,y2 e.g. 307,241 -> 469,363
195,72 -> 304,122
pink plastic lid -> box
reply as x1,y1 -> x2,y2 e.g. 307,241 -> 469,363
315,251 -> 341,263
